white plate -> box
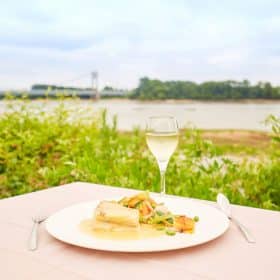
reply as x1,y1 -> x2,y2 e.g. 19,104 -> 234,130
45,196 -> 229,252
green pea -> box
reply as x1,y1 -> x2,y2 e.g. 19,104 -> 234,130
194,216 -> 199,222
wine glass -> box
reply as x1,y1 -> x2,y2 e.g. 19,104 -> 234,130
146,116 -> 179,195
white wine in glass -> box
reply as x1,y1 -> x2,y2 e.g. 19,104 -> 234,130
146,116 -> 179,195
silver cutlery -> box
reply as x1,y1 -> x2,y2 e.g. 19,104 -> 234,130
28,215 -> 47,251
217,193 -> 256,243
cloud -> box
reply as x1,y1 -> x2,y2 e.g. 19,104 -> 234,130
0,0 -> 280,89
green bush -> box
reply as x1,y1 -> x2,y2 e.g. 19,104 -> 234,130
0,100 -> 279,210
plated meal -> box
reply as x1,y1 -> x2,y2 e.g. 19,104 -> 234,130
79,192 -> 199,240
46,192 -> 229,252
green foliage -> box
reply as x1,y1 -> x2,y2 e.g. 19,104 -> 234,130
131,77 -> 280,100
266,115 -> 280,143
0,101 -> 279,210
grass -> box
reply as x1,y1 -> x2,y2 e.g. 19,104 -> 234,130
0,99 -> 279,211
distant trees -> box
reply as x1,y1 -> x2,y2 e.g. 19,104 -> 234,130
131,78 -> 280,100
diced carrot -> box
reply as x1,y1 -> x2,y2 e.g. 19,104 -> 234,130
174,216 -> 195,232
139,201 -> 153,216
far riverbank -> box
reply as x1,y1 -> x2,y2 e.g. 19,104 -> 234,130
106,98 -> 280,104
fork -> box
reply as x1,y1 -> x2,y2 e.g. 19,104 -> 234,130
28,215 -> 47,251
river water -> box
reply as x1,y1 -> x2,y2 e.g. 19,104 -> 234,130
0,99 -> 279,131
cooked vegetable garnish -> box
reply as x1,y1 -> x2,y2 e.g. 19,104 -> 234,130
165,229 -> 176,236
118,192 -> 197,236
194,216 -> 199,222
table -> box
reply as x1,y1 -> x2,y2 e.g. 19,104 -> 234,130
0,182 -> 279,280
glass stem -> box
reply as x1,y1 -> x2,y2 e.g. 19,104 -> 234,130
160,170 -> 166,196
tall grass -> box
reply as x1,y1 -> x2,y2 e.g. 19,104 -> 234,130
0,99 -> 279,210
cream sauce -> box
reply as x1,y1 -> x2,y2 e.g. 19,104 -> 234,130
79,219 -> 165,240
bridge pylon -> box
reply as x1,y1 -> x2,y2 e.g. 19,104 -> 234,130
91,71 -> 99,99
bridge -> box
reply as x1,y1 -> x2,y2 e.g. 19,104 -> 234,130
0,89 -> 127,99
0,71 -> 129,99
0,71 -> 129,98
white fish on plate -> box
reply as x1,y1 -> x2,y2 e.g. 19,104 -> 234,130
93,201 -> 140,231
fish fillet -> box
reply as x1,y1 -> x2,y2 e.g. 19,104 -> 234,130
93,201 -> 139,228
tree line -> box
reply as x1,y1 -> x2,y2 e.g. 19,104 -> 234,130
130,78 -> 280,100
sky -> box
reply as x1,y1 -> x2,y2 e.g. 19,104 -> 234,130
1,0 -> 280,90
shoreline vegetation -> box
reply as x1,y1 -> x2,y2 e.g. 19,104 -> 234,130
99,98 -> 280,104
0,99 -> 279,211
130,78 -> 280,100
1,77 -> 280,100
1,96 -> 280,104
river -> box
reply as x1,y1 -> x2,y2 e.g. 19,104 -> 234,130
0,99 -> 279,131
